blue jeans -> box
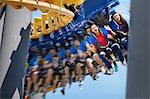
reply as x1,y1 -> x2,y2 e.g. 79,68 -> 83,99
99,54 -> 112,69
111,44 -> 124,63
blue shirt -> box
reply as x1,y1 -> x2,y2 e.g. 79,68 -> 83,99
70,44 -> 78,54
70,40 -> 87,55
58,48 -> 67,59
85,32 -> 98,45
78,40 -> 87,52
44,52 -> 53,63
28,57 -> 38,66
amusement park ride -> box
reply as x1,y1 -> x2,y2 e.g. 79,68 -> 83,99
0,0 -> 84,39
0,0 -> 121,99
0,0 -> 149,99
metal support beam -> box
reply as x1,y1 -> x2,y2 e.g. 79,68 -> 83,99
0,6 -> 32,99
126,0 -> 149,99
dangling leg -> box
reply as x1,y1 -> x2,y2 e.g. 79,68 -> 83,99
86,58 -> 98,80
99,51 -> 114,75
92,53 -> 107,74
111,43 -> 125,65
43,68 -> 53,96
31,71 -> 39,92
25,76 -> 32,98
76,62 -> 83,81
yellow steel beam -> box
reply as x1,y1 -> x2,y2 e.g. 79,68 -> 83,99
0,0 -> 74,18
0,0 -> 85,39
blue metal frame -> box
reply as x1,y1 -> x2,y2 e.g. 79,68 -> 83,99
58,0 -> 119,38
39,0 -> 120,46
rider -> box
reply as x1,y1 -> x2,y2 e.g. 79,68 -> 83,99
84,25 -> 113,74
70,38 -> 85,82
109,12 -> 129,50
91,24 -> 126,66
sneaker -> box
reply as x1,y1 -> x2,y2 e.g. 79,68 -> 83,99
52,90 -> 56,93
100,66 -> 107,74
93,75 -> 99,80
79,81 -> 84,90
31,92 -> 36,97
73,78 -> 76,82
105,68 -> 114,75
42,93 -> 46,98
60,89 -> 65,96
79,78 -> 83,82
114,65 -> 118,72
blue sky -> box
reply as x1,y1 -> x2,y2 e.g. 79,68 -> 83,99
32,0 -> 131,22
32,0 -> 130,99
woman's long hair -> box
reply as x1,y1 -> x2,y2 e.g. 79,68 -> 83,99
111,12 -> 129,32
112,12 -> 125,24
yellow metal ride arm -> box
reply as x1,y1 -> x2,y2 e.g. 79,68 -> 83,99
0,0 -> 85,39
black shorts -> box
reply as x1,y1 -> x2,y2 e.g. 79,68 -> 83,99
69,63 -> 76,71
39,67 -> 51,78
74,58 -> 80,64
85,55 -> 91,60
65,61 -> 72,67
91,52 -> 95,57
53,65 -> 64,75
